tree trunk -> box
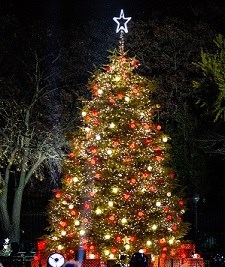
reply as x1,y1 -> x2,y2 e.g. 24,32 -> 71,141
0,192 -> 12,239
11,185 -> 25,242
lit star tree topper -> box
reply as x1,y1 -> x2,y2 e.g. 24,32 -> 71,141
113,9 -> 131,52
113,9 -> 131,34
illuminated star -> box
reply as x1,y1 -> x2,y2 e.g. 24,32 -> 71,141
113,9 -> 131,33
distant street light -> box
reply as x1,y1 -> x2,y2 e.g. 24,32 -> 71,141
193,194 -> 200,245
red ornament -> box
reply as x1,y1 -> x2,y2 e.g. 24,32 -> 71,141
123,156 -> 132,163
106,66 -> 111,71
83,217 -> 89,223
143,123 -> 150,130
94,172 -> 102,179
156,125 -> 162,130
115,235 -> 122,243
69,152 -> 75,158
55,192 -> 61,198
131,59 -> 139,67
129,142 -> 137,150
132,86 -> 139,94
70,210 -> 77,216
60,220 -> 67,228
178,200 -> 184,206
69,250 -> 75,255
120,57 -> 127,63
172,225 -> 177,231
84,202 -> 91,209
164,206 -> 169,212
37,240 -> 46,251
108,214 -> 116,222
93,119 -> 100,126
130,236 -> 136,242
108,97 -> 116,105
129,178 -> 137,185
169,173 -> 175,178
167,215 -> 172,221
129,121 -> 136,129
91,109 -> 99,116
123,192 -> 131,201
112,139 -> 120,147
89,156 -> 99,165
142,171 -> 149,178
66,194 -> 72,201
145,138 -> 152,145
159,238 -> 166,245
89,146 -> 98,154
111,247 -> 117,253
117,93 -> 124,99
137,210 -> 144,218
148,186 -> 156,192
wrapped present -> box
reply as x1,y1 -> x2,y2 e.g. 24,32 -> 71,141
82,259 -> 101,267
177,244 -> 196,258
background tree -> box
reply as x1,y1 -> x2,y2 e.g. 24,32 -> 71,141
0,20 -> 79,242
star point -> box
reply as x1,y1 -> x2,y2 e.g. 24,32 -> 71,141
113,9 -> 131,34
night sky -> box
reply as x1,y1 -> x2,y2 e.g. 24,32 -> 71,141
1,0 -> 225,32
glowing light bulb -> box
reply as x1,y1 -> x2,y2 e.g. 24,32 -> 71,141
74,220 -> 80,226
58,245 -> 64,250
152,224 -> 157,230
98,89 -> 103,94
52,236 -> 58,241
162,136 -> 168,142
169,239 -> 174,244
80,230 -> 85,236
69,204 -> 74,209
125,244 -> 130,250
121,218 -> 127,224
61,231 -> 66,236
146,240 -> 152,246
112,187 -> 118,193
82,111 -> 87,116
73,177 -> 79,182
104,234 -> 111,240
140,112 -> 145,117
107,149 -> 112,155
114,76 -> 120,81
109,123 -> 115,128
147,166 -> 152,171
108,201 -> 113,207
96,134 -> 101,140
104,250 -> 110,256
156,201 -> 161,207
125,96 -> 130,102
109,254 -> 115,259
85,127 -> 90,132
90,254 -> 95,259
167,192 -> 171,197
95,208 -> 102,215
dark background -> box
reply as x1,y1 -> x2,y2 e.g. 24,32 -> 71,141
1,0 -> 225,257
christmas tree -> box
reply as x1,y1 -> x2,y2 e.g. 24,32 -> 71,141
43,9 -> 189,262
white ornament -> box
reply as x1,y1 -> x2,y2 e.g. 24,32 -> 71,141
113,9 -> 131,33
